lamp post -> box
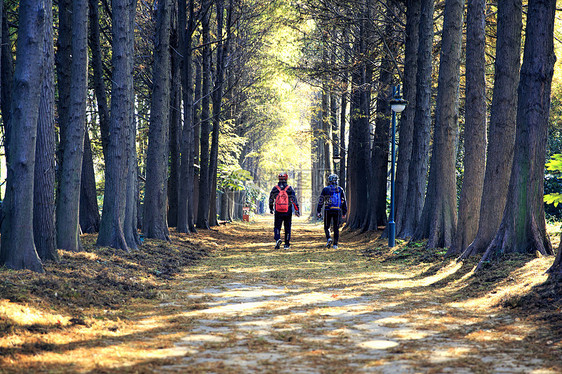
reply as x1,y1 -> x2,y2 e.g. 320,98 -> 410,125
388,85 -> 407,247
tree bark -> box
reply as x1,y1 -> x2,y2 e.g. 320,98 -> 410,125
310,92 -> 322,218
412,0 -> 464,249
144,0 -> 172,241
196,1 -> 212,229
448,0 -> 487,256
398,0 -> 434,239
97,0 -> 132,251
124,0 -> 140,250
191,54 -> 202,227
346,4 -> 371,231
168,1 -> 180,228
371,2 -> 398,231
0,0 -> 45,272
55,0 -> 72,175
34,0 -> 58,262
480,0 -> 555,267
88,0 -> 110,159
56,0 -> 89,252
394,0 -> 420,236
209,0 -> 227,228
79,131 -> 100,233
1,9 -> 13,152
460,0 -> 522,259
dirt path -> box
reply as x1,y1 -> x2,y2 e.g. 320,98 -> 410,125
141,216 -> 559,373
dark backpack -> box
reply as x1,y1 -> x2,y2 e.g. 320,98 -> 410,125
328,186 -> 341,209
275,185 -> 290,213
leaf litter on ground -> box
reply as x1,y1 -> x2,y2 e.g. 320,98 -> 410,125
0,216 -> 561,373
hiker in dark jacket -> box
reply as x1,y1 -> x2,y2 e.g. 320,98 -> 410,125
269,172 -> 300,249
317,174 -> 348,249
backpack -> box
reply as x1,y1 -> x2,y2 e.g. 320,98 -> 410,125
328,186 -> 341,209
275,185 -> 290,213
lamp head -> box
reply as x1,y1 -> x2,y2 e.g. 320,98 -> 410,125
390,97 -> 407,113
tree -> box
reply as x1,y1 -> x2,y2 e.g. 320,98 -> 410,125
394,0 -> 421,237
88,0 -> 110,158
177,0 -> 196,234
124,0 -> 140,250
1,6 -> 13,143
168,7 -> 181,228
479,0 -> 556,267
144,0 -> 172,241
209,0 -> 228,227
397,0 -> 434,239
0,0 -> 46,272
370,1 -> 400,231
448,0 -> 487,256
56,0 -> 89,251
197,0 -> 212,229
80,131 -> 100,233
34,0 -> 58,261
346,0 -> 372,231
460,0 -> 522,259
97,0 -> 134,251
413,0 -> 464,249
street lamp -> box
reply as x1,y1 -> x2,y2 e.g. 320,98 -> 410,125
388,85 -> 407,248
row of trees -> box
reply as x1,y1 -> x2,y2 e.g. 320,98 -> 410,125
295,0 -> 561,273
1,0 -> 561,276
0,0 -> 291,272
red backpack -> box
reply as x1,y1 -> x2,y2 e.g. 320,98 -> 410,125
275,185 -> 290,213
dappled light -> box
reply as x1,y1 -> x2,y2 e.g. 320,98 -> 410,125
1,217 -> 561,372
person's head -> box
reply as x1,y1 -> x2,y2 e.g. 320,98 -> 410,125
328,174 -> 338,185
278,172 -> 288,184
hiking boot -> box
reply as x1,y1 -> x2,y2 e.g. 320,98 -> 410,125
284,244 -> 290,250
333,245 -> 339,250
275,239 -> 282,249
326,238 -> 332,248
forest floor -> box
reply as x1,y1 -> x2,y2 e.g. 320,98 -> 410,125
1,216 -> 562,373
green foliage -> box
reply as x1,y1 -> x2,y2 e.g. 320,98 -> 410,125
544,154 -> 562,219
217,166 -> 251,192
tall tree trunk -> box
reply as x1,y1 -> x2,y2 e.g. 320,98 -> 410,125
371,2 -> 398,231
480,0 -> 555,267
168,1 -> 180,228
97,0 -> 132,251
55,0 -> 72,176
310,92 -> 322,218
124,0 -> 140,250
413,0 -> 464,249
448,0 -> 487,256
399,0 -> 434,239
346,5 -> 371,231
394,0 -> 421,236
34,0 -> 58,262
192,54 -> 202,226
79,131 -> 100,233
338,31 -> 350,192
144,0 -> 172,240
209,0 -> 226,228
177,0 -> 194,233
322,78 -> 332,179
460,0 -> 522,259
56,0 -> 89,251
89,0 -> 110,159
0,0 -> 45,272
1,8 -> 13,154
196,1 -> 212,229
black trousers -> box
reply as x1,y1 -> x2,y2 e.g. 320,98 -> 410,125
324,209 -> 340,245
274,212 -> 292,245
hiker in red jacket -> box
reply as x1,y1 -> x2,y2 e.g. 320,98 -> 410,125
269,172 -> 300,249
